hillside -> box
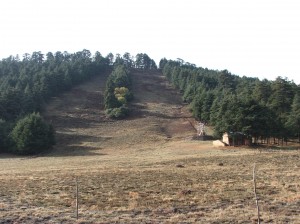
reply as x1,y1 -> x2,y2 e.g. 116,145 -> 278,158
0,69 -> 299,223
44,69 -> 197,154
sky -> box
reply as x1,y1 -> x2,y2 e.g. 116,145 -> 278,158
1,0 -> 300,84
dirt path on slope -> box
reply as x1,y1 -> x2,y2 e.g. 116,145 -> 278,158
43,69 -> 197,156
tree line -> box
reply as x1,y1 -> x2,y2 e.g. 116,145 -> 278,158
160,58 -> 300,144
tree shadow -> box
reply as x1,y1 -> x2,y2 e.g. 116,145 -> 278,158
251,144 -> 300,151
0,132 -> 110,158
47,114 -> 104,129
45,132 -> 111,157
191,135 -> 216,141
45,145 -> 107,157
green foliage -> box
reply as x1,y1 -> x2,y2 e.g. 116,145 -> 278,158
104,90 -> 122,109
253,79 -> 271,104
269,77 -> 294,116
11,113 -> 55,155
106,106 -> 129,119
159,58 -> 168,69
135,53 -> 157,70
161,58 -> 300,141
115,87 -> 132,103
0,119 -> 12,152
122,52 -> 134,68
103,52 -> 157,70
104,65 -> 133,119
286,93 -> 300,141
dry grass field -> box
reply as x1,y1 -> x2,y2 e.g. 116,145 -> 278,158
0,70 -> 299,223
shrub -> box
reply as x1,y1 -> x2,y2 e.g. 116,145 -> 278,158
11,113 -> 55,155
106,106 -> 129,119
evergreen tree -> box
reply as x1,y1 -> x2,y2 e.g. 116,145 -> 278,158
286,93 -> 300,142
0,119 -> 11,152
253,79 -> 271,105
122,52 -> 134,68
104,91 -> 122,109
159,58 -> 168,69
269,77 -> 294,115
11,113 -> 55,155
104,65 -> 133,118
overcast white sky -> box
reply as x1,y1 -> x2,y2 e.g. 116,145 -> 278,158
1,0 -> 300,83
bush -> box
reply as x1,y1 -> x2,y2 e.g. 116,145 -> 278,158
106,106 -> 129,119
11,113 -> 55,155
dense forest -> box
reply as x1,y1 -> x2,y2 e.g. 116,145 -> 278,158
160,58 -> 300,143
0,51 -> 156,154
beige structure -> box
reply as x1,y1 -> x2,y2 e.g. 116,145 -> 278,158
213,140 -> 227,147
222,132 -> 230,145
221,132 -> 251,146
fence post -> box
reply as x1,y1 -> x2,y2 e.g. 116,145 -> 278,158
76,177 -> 79,220
253,163 -> 261,224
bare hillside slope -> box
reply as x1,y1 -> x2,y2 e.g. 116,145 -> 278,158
44,69 -> 197,155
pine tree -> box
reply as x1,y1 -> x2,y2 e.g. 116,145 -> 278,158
286,93 -> 300,142
11,113 -> 55,155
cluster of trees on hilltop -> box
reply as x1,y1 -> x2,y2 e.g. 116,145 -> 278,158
110,52 -> 157,70
160,59 -> 300,143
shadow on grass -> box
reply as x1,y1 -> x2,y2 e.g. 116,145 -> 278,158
48,114 -> 106,129
46,132 -> 110,157
251,144 -> 300,151
0,132 -> 109,158
47,145 -> 107,157
191,135 -> 216,141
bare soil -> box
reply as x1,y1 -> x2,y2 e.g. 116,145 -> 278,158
0,70 -> 299,223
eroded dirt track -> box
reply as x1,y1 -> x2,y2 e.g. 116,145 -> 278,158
0,70 -> 299,223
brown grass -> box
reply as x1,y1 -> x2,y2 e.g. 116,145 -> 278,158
0,70 -> 299,223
